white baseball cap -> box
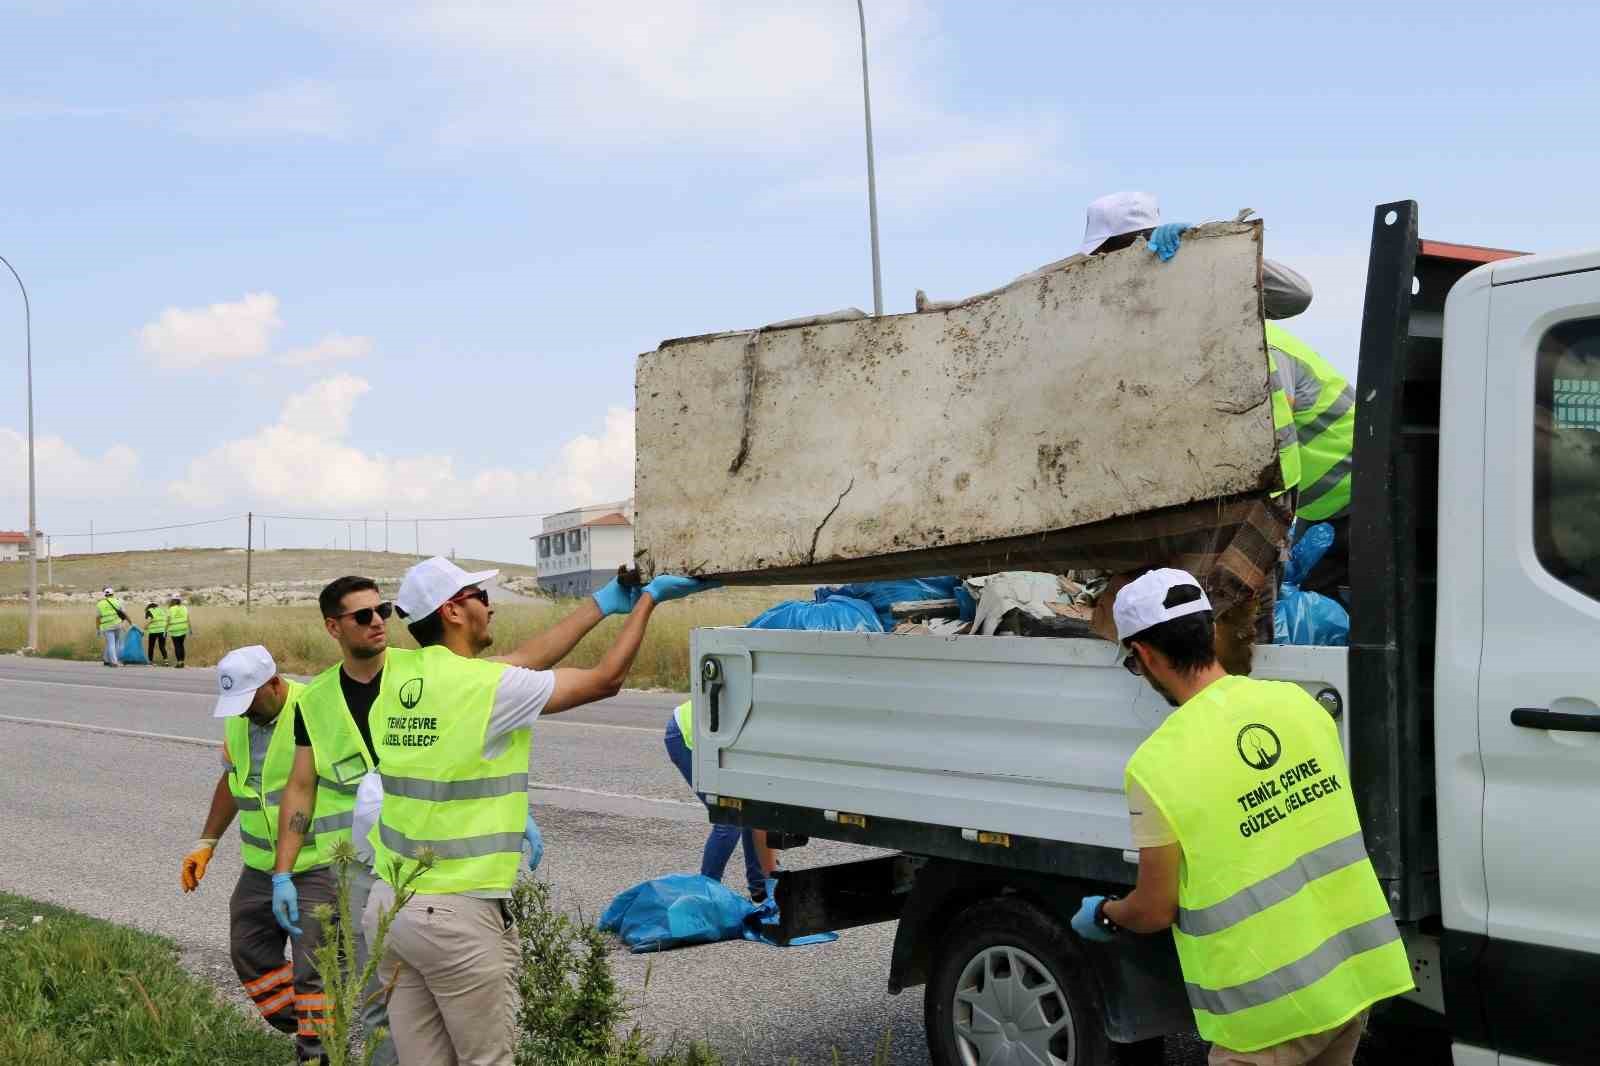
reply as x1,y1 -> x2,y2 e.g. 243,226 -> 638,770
1078,191 -> 1161,255
213,645 -> 279,718
1113,568 -> 1213,642
102,587 -> 114,595
396,556 -> 499,620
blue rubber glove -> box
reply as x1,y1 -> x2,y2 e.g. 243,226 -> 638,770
1147,222 -> 1192,262
591,576 -> 640,617
523,813 -> 544,871
642,575 -> 720,604
1071,895 -> 1114,942
271,872 -> 302,936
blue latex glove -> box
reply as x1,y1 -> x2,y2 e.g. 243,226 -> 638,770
591,576 -> 640,617
1071,895 -> 1114,942
524,813 -> 544,871
271,872 -> 302,936
642,575 -> 720,604
1147,222 -> 1192,262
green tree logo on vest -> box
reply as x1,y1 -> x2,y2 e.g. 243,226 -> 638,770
1236,724 -> 1282,771
399,677 -> 424,709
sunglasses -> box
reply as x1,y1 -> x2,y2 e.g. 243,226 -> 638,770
1122,650 -> 1143,677
447,587 -> 490,608
335,602 -> 393,626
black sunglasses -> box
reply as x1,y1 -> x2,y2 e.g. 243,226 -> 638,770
335,602 -> 393,626
447,587 -> 490,608
1122,650 -> 1143,676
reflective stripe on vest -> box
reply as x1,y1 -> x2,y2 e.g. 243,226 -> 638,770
166,605 -> 190,636
1266,324 -> 1355,521
1124,675 -> 1413,1052
673,700 -> 694,751
224,680 -> 313,873
146,606 -> 168,634
96,598 -> 122,631
295,657 -> 392,865
371,646 -> 529,895
1266,347 -> 1301,498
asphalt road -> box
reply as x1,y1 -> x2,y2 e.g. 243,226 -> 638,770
1,658 -> 1429,1065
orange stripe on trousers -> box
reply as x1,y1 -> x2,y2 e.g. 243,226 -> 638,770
242,963 -> 292,996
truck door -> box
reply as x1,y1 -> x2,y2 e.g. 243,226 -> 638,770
1477,268 -> 1600,1065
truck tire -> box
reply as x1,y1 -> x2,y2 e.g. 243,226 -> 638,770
924,896 -> 1116,1066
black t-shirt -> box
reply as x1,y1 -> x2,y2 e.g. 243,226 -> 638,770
293,667 -> 382,765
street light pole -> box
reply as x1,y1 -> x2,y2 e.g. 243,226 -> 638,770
856,0 -> 883,316
0,254 -> 37,653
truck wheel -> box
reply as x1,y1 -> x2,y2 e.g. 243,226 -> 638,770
925,896 -> 1115,1066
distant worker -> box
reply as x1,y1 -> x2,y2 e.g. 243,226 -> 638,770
665,699 -> 777,902
95,586 -> 129,667
179,646 -> 336,1064
303,557 -> 712,1066
145,601 -> 170,665
1073,570 -> 1412,1065
168,594 -> 191,668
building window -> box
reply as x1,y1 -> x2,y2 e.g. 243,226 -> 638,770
554,532 -> 566,553
571,529 -> 584,550
538,536 -> 551,559
1535,317 -> 1600,602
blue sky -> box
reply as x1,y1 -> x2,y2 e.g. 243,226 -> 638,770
2,1 -> 1596,563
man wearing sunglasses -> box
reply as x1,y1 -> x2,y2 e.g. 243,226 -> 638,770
352,555 -> 710,1066
1072,569 -> 1410,1066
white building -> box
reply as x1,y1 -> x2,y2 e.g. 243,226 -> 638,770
0,530 -> 46,563
533,500 -> 634,597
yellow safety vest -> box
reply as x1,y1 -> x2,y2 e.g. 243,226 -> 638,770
293,658 -> 398,865
371,646 -> 529,895
167,605 -> 190,637
1267,324 -> 1355,521
96,597 -> 123,631
146,605 -> 168,635
673,700 -> 694,750
1125,675 -> 1412,1052
1266,348 -> 1301,498
223,680 -> 319,873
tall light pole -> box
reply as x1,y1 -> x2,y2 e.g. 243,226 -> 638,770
0,254 -> 37,653
856,0 -> 883,316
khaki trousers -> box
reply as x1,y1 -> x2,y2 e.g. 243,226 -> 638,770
364,881 -> 518,1066
1208,1011 -> 1367,1066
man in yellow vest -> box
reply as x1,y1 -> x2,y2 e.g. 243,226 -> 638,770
167,594 -> 192,668
144,601 -> 170,665
353,556 -> 711,1066
178,645 -> 337,1063
95,586 -> 128,667
1071,570 -> 1412,1064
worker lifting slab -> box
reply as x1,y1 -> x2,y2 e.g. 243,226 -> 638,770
634,221 -> 1289,601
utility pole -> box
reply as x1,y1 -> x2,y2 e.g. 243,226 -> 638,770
46,536 -> 52,586
1,255 -> 38,652
385,511 -> 390,552
364,517 -> 369,552
245,511 -> 253,613
856,0 -> 884,316
414,520 -> 420,559
90,519 -> 94,554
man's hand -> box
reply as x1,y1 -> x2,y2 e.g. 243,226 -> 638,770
1071,895 -> 1116,942
524,813 -> 544,871
1147,222 -> 1192,262
271,872 -> 302,935
591,576 -> 640,618
180,841 -> 216,892
642,575 -> 720,604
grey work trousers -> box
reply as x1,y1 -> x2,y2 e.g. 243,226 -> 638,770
228,866 -> 335,1062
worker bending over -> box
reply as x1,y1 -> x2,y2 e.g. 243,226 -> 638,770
1073,570 -> 1412,1065
665,699 -> 777,901
179,645 -> 335,1062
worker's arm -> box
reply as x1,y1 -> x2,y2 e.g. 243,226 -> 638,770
1103,843 -> 1182,934
272,746 -> 319,875
200,770 -> 238,839
493,597 -> 606,670
543,595 -> 657,714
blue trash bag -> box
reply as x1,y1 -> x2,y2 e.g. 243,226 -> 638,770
747,595 -> 883,633
120,626 -> 149,665
599,874 -> 756,953
810,577 -> 968,629
1273,522 -> 1348,646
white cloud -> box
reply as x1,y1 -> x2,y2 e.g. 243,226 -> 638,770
169,374 -> 634,514
280,333 -> 373,366
139,292 -> 283,369
171,78 -> 352,140
0,428 -> 140,503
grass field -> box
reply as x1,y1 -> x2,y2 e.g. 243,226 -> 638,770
0,586 -> 806,690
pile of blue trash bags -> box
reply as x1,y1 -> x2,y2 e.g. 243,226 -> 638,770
745,577 -> 975,634
1273,523 -> 1349,647
599,874 -> 837,953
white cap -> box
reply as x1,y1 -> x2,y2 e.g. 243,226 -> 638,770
213,645 -> 279,718
1078,191 -> 1161,255
102,587 -> 114,596
396,556 -> 499,620
1113,568 -> 1213,642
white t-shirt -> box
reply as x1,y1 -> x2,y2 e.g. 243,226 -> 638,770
1126,778 -> 1178,849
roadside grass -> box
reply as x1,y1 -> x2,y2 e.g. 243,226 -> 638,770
0,586 -> 802,689
0,892 -> 293,1065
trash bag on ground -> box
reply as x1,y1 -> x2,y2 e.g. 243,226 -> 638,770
747,595 -> 884,633
810,577 -> 969,629
120,626 -> 149,665
599,874 -> 755,953
1273,522 -> 1348,646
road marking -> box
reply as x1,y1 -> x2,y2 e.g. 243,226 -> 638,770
0,712 -> 696,807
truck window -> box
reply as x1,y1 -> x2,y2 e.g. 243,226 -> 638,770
1535,316 -> 1600,601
